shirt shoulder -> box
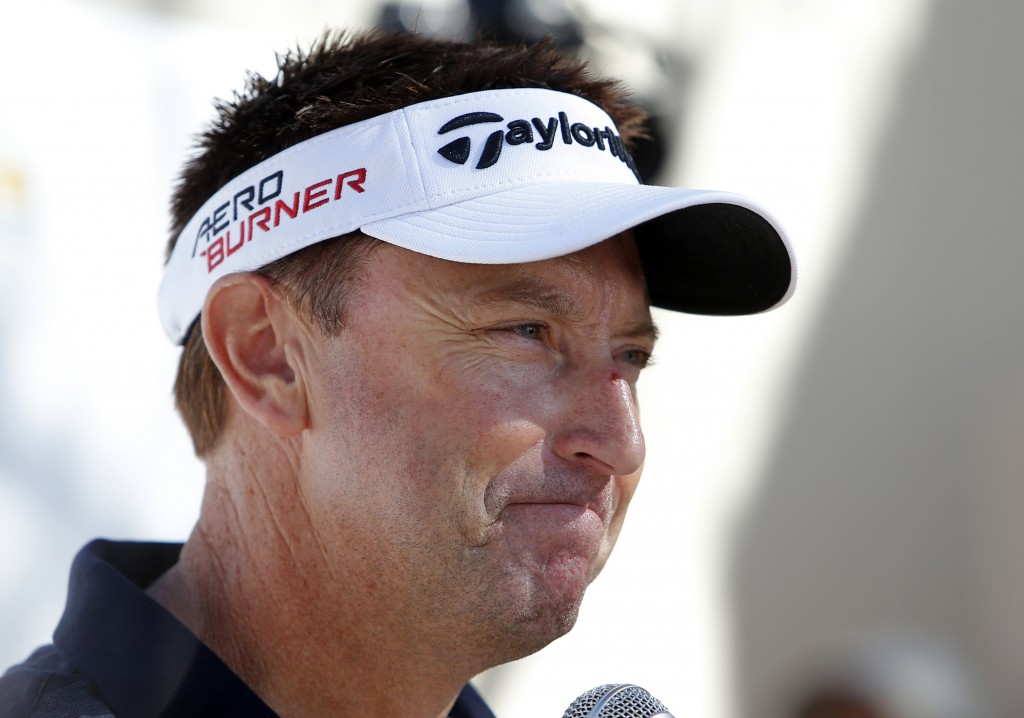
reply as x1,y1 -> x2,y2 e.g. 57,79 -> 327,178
0,645 -> 114,718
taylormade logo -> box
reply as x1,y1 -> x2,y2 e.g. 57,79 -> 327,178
436,110 -> 639,178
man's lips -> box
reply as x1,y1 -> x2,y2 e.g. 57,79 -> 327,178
506,500 -> 592,514
498,498 -> 610,531
482,459 -> 618,526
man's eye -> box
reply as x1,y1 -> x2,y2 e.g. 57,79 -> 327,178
510,323 -> 546,340
622,349 -> 653,368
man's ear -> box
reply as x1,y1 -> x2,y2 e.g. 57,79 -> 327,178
201,272 -> 309,437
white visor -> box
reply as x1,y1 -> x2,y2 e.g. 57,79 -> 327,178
158,88 -> 795,344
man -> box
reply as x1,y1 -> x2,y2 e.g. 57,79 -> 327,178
0,31 -> 793,718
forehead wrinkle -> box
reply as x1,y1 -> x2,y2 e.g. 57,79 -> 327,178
473,276 -> 589,324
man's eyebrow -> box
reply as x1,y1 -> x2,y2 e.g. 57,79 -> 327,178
474,279 -> 588,323
619,318 -> 660,344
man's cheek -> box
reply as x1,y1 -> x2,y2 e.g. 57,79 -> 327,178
615,468 -> 643,515
605,469 -> 643,540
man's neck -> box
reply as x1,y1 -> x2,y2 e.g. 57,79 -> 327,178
147,442 -> 471,718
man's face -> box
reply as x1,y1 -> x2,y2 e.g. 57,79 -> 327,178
296,232 -> 655,667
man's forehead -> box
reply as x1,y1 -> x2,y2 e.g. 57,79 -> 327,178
461,236 -> 654,328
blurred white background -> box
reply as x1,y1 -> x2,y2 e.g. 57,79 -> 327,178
3,1 -> 1023,717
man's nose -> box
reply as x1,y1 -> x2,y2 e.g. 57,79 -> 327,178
548,368 -> 646,476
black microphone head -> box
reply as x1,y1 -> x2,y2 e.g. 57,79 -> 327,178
561,684 -> 674,718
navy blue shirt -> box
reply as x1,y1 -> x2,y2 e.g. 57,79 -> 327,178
0,540 -> 496,718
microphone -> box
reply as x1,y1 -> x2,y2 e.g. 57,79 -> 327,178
561,684 -> 675,718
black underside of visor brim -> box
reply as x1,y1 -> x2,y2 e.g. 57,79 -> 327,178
634,203 -> 792,316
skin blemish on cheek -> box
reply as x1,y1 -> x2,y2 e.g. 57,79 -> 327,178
609,371 -> 621,382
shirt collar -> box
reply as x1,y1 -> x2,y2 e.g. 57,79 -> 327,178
54,539 -> 278,717
53,539 -> 495,718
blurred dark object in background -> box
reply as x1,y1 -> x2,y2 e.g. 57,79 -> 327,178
797,690 -> 888,718
791,632 -> 990,718
467,0 -> 583,49
377,0 -> 582,48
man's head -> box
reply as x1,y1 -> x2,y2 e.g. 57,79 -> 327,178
158,30 -> 792,679
168,31 -> 649,456
166,31 -> 792,457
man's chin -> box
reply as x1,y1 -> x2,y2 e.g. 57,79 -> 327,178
491,593 -> 585,665
469,525 -> 603,661
501,554 -> 594,653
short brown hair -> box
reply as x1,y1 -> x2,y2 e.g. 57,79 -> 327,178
168,30 -> 648,456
